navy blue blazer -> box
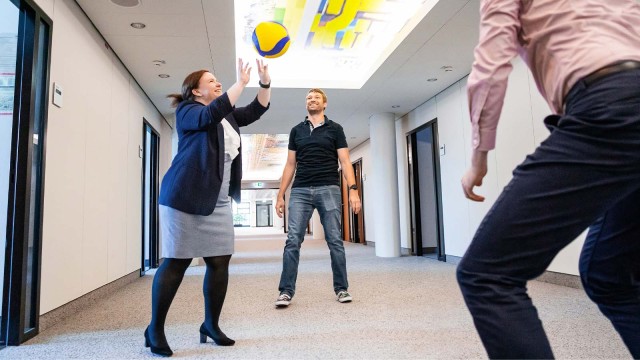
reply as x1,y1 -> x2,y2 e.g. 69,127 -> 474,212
159,93 -> 269,215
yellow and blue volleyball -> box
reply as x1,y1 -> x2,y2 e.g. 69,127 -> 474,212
252,21 -> 290,58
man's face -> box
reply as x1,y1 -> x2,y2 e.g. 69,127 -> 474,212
306,91 -> 326,114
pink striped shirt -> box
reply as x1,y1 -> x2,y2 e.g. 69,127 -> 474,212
467,0 -> 640,151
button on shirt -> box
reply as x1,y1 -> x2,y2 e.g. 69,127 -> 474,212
467,0 -> 640,151
308,118 -> 325,132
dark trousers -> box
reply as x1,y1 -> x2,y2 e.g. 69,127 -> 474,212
457,69 -> 640,359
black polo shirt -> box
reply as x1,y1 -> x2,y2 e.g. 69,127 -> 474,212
288,116 -> 348,188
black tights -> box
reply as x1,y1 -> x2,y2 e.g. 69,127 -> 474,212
147,255 -> 232,346
201,255 -> 232,340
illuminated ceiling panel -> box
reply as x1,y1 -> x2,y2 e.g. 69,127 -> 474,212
234,0 -> 438,89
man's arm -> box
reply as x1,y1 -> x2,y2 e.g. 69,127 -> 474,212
467,0 -> 520,151
276,150 -> 297,218
337,148 -> 361,214
463,0 -> 520,202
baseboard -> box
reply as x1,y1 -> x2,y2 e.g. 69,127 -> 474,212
445,255 -> 581,289
445,255 -> 462,265
39,270 -> 140,332
364,242 -> 413,256
363,242 -> 436,257
534,271 -> 582,289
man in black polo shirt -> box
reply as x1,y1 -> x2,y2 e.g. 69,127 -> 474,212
274,88 -> 361,307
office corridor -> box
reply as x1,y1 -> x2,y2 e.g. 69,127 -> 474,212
0,236 -> 630,359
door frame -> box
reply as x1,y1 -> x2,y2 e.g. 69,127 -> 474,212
141,120 -> 160,275
406,119 -> 446,261
339,158 -> 366,244
1,0 -> 53,346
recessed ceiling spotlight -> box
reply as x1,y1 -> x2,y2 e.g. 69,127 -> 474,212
130,22 -> 146,29
158,74 -> 170,78
111,0 -> 140,7
441,65 -> 454,72
152,60 -> 166,66
427,78 -> 438,82
391,105 -> 400,108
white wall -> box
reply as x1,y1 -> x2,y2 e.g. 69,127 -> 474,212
394,116 -> 411,250
348,57 -> 583,275
34,0 -> 172,313
393,57 -> 584,275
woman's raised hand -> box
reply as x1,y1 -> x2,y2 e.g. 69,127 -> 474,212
227,59 -> 252,106
256,59 -> 271,85
237,58 -> 251,85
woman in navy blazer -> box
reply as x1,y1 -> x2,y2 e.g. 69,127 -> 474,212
145,59 -> 271,357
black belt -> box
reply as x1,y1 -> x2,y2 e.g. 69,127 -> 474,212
583,60 -> 640,86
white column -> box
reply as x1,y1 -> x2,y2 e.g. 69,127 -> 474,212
369,113 -> 401,257
312,210 -> 325,239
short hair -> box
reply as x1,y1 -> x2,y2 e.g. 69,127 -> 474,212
307,88 -> 327,103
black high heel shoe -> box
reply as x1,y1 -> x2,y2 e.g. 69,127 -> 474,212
144,326 -> 173,357
199,323 -> 235,346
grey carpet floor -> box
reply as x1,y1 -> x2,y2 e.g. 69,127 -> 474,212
0,237 -> 631,359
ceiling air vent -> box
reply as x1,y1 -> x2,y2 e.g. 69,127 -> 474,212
110,0 -> 140,7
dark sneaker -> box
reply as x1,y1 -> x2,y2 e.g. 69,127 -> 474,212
275,293 -> 292,307
337,290 -> 352,303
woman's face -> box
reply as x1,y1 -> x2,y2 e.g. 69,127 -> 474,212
193,72 -> 222,105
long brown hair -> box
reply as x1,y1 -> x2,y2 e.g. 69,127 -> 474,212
167,69 -> 209,108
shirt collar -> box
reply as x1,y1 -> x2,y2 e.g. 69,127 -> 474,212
304,115 -> 329,128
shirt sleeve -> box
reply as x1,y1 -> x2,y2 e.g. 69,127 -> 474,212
176,93 -> 233,133
232,96 -> 270,127
288,127 -> 297,151
335,124 -> 348,150
467,0 -> 521,151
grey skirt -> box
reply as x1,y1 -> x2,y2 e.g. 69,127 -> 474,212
159,153 -> 234,259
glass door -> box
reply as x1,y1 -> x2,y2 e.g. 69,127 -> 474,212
23,9 -> 49,339
256,202 -> 272,227
407,121 -> 446,261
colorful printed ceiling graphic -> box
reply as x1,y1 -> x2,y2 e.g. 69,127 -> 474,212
235,0 -> 436,89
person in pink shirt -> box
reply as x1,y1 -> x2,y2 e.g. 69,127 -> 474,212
458,0 -> 640,358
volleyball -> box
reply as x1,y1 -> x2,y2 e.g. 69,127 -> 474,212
252,21 -> 290,58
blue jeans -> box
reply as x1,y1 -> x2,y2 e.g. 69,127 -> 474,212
278,185 -> 348,297
457,69 -> 640,359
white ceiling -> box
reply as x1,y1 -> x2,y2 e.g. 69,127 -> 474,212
75,0 -> 480,148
